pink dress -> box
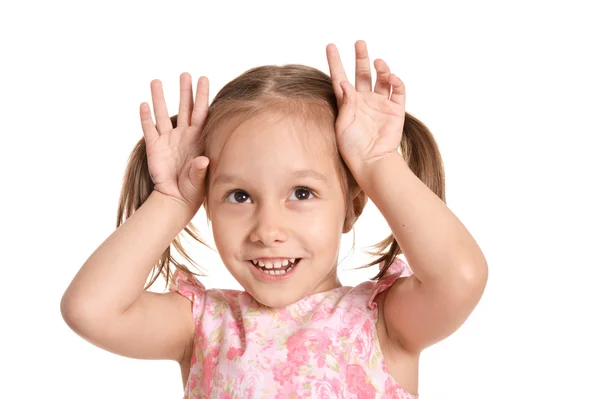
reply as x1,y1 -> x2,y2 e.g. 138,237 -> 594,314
169,257 -> 417,399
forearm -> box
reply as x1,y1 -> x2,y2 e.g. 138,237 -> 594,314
352,152 -> 487,284
61,190 -> 197,318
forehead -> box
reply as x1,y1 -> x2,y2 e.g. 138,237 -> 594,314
207,111 -> 338,182
208,110 -> 334,154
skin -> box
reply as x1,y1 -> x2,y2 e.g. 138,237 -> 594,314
327,41 -> 489,393
60,41 -> 487,397
205,112 -> 348,308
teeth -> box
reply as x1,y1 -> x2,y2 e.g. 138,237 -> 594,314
250,258 -> 301,275
252,258 -> 297,267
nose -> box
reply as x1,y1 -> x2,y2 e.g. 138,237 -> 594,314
249,204 -> 289,246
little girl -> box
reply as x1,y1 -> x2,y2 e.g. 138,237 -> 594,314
61,41 -> 488,398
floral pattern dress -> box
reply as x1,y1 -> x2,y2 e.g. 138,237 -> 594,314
169,257 -> 417,399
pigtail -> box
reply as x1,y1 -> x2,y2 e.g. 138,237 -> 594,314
116,115 -> 206,290
365,112 -> 446,280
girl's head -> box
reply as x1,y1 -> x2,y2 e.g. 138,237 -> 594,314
118,64 -> 445,305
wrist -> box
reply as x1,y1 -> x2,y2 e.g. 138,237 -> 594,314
347,151 -> 410,191
149,190 -> 199,222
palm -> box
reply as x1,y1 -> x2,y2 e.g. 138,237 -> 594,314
145,126 -> 196,195
139,74 -> 209,209
337,91 -> 405,163
326,41 -> 406,168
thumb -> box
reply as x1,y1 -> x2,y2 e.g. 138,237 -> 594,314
188,156 -> 210,189
340,80 -> 356,107
336,80 -> 357,132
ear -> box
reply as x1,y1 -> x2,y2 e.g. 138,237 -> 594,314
343,186 -> 367,233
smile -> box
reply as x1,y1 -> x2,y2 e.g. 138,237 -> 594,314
247,258 -> 302,279
251,258 -> 301,275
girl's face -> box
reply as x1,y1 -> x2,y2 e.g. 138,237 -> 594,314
206,111 -> 347,308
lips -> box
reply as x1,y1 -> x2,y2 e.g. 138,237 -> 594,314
251,258 -> 301,275
250,258 -> 298,268
247,258 -> 303,280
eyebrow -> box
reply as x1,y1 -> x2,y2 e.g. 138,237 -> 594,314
213,169 -> 329,187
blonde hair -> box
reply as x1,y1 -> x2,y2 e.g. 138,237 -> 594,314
117,64 -> 445,289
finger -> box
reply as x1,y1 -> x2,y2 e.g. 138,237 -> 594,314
389,73 -> 406,106
354,40 -> 372,92
373,59 -> 392,98
188,156 -> 210,189
326,44 -> 349,105
177,73 -> 193,127
191,76 -> 209,129
140,102 -> 159,143
337,80 -> 357,132
340,80 -> 357,107
150,80 -> 173,134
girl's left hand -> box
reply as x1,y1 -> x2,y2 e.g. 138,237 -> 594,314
326,41 -> 406,170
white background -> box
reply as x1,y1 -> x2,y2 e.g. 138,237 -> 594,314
1,0 -> 598,398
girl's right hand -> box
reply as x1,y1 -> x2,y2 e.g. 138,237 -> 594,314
140,73 -> 210,211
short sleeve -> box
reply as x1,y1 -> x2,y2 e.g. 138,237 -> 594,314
168,269 -> 206,322
368,257 -> 413,310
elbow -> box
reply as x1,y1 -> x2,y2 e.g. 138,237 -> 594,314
60,292 -> 108,336
459,257 -> 488,298
60,292 -> 88,333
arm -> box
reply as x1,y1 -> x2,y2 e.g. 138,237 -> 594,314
355,152 -> 488,354
327,40 -> 487,354
60,190 -> 197,362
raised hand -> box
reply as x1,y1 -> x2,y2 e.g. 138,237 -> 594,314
326,41 -> 406,172
140,73 -> 210,211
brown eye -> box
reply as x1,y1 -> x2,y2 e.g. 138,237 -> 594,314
225,190 -> 250,203
290,187 -> 314,201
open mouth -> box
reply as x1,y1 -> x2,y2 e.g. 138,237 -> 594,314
249,258 -> 302,275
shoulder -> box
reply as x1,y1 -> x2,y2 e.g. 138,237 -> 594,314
344,257 -> 413,309
168,269 -> 246,321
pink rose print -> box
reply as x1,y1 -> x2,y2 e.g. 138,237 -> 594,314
273,360 -> 300,385
347,364 -> 376,399
353,319 -> 374,363
313,377 -> 344,399
188,373 -> 199,391
201,347 -> 220,396
169,251 -> 417,398
288,328 -> 332,354
275,380 -> 307,399
226,346 -> 243,360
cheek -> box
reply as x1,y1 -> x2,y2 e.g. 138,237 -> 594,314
302,217 -> 336,239
302,205 -> 345,242
210,212 -> 245,253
